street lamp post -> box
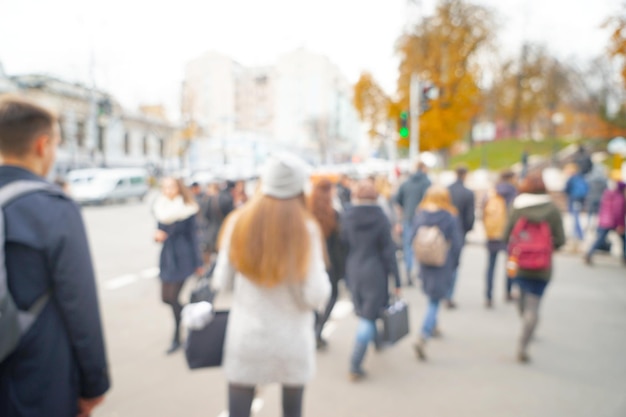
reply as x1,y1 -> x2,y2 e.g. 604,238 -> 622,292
551,112 -> 564,166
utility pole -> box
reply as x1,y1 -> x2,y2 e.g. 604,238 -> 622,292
409,74 -> 420,163
407,0 -> 422,164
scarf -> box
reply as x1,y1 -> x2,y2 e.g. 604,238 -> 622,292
153,195 -> 199,225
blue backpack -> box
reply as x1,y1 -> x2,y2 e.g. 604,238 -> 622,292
569,175 -> 589,200
0,181 -> 58,362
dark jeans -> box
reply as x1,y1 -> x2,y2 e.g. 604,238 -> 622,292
587,228 -> 626,260
229,384 -> 304,417
486,248 -> 512,301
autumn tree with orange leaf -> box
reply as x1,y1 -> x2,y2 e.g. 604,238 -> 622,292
396,0 -> 495,152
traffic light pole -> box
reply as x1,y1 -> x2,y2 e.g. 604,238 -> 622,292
409,73 -> 420,163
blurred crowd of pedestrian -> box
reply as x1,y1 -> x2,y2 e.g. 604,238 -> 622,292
2,95 -> 625,417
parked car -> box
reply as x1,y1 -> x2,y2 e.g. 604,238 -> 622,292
67,168 -> 149,205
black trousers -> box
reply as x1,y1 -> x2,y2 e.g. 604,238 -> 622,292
228,384 -> 304,417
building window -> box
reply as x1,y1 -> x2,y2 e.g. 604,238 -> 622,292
159,138 -> 165,158
143,135 -> 148,156
124,132 -> 130,155
58,118 -> 66,145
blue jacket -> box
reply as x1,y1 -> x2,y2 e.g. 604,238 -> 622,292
411,210 -> 463,300
0,166 -> 110,417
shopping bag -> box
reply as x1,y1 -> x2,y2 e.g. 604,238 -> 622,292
184,310 -> 229,369
380,300 -> 409,345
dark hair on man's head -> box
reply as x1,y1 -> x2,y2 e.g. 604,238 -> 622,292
0,96 -> 56,157
518,172 -> 547,194
455,165 -> 468,178
500,169 -> 515,181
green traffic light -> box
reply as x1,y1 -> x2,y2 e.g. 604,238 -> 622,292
399,127 -> 409,138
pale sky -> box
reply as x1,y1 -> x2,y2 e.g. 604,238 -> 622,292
0,0 -> 620,119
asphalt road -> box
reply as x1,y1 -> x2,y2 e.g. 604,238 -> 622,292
85,198 -> 626,417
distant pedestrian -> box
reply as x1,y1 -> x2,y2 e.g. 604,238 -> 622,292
585,164 -> 608,231
153,177 -> 203,354
574,145 -> 593,176
521,148 -> 529,179
233,180 -> 248,208
483,170 -> 518,307
446,165 -> 475,309
584,178 -> 626,266
564,163 -> 589,249
0,96 -> 110,416
394,161 -> 431,285
503,172 -> 565,363
341,180 -> 401,380
203,180 -> 236,258
212,152 -> 330,417
411,186 -> 463,361
336,174 -> 352,210
191,181 -> 211,265
308,179 -> 346,350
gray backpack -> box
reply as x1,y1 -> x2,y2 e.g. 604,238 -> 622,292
0,180 -> 58,362
412,225 -> 450,267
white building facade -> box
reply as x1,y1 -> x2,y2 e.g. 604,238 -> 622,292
182,48 -> 361,166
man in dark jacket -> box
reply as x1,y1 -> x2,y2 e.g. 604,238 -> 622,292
0,97 -> 110,417
395,161 -> 431,285
445,165 -> 475,308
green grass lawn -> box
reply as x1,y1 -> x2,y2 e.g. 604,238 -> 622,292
449,138 -> 569,170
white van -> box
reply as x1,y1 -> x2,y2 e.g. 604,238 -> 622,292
67,168 -> 150,205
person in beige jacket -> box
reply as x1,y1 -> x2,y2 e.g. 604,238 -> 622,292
212,152 -> 331,417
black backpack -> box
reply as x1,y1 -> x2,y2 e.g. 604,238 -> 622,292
0,180 -> 58,362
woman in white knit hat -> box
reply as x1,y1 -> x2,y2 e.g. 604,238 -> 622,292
212,152 -> 331,417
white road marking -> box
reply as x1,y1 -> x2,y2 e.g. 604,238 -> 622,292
330,300 -> 353,320
139,267 -> 160,279
104,274 -> 138,290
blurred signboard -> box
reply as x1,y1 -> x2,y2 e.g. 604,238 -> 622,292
472,122 -> 496,142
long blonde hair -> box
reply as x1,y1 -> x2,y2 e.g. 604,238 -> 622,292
227,193 -> 314,287
418,185 -> 458,215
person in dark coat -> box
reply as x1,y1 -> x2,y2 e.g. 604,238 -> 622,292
202,180 -> 236,257
411,186 -> 463,361
446,165 -> 475,309
308,179 -> 346,350
0,97 -> 110,417
153,177 -> 203,354
394,161 -> 431,285
341,180 -> 401,381
191,181 -> 211,264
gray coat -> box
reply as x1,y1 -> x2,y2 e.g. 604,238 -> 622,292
411,210 -> 463,300
341,204 -> 401,321
395,172 -> 431,222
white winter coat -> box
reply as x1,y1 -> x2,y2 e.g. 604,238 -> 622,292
212,217 -> 331,386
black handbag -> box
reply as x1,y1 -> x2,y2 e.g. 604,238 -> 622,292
184,310 -> 229,369
379,299 -> 409,345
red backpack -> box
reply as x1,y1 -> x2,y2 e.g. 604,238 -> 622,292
507,217 -> 553,271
